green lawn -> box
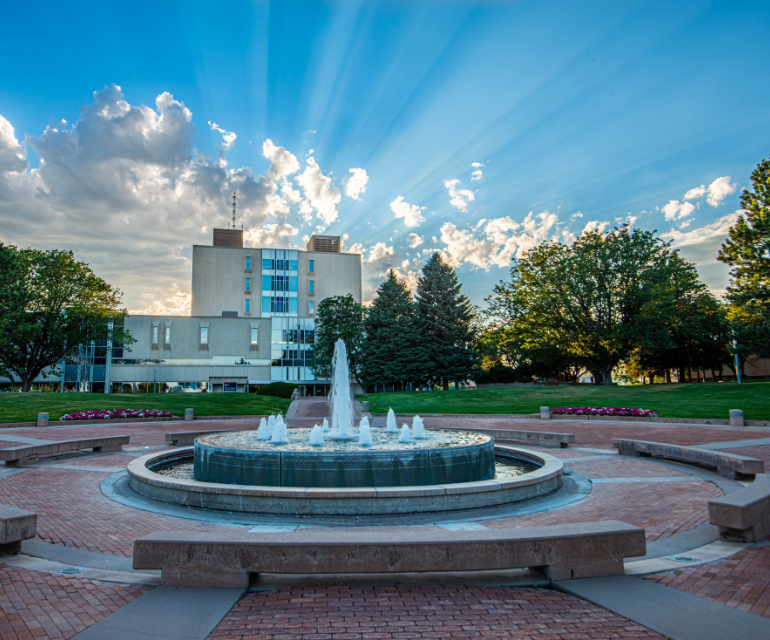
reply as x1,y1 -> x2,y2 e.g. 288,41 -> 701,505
361,380 -> 770,421
0,393 -> 291,424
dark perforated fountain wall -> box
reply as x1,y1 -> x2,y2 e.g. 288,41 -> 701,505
193,436 -> 496,488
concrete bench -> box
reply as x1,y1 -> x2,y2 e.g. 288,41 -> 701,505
709,479 -> 770,542
0,435 -> 130,467
433,426 -> 575,448
134,520 -> 646,588
165,430 -> 232,446
0,505 -> 37,555
612,438 -> 765,480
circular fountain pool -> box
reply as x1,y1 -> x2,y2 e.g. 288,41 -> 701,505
194,428 -> 495,488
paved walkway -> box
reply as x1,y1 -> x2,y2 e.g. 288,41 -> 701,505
1,409 -> 769,638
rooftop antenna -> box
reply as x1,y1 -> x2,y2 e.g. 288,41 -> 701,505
232,191 -> 237,229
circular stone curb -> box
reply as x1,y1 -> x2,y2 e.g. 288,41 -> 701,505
127,445 -> 563,516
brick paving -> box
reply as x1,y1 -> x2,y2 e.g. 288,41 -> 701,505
422,417 -> 770,450
209,585 -> 664,639
0,468 -> 244,556
565,458 -> 688,478
0,565 -> 148,639
646,542 -> 770,619
295,399 -> 331,419
484,481 -> 722,541
57,455 -> 136,467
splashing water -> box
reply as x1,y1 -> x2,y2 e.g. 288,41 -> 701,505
256,417 -> 269,441
322,418 -> 330,433
358,422 -> 373,447
385,408 -> 398,433
267,415 -> 276,436
270,419 -> 289,444
398,424 -> 412,443
327,339 -> 356,440
412,415 -> 428,439
308,424 -> 325,446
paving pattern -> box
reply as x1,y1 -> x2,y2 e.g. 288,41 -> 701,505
209,585 -> 665,639
0,565 -> 148,639
646,542 -> 770,619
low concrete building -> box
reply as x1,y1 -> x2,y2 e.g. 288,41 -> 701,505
0,231 -> 362,395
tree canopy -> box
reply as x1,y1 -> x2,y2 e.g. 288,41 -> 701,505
416,253 -> 477,389
360,270 -> 429,387
0,244 -> 133,391
718,156 -> 770,361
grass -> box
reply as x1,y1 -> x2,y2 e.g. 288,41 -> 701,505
361,380 -> 770,421
0,392 -> 291,424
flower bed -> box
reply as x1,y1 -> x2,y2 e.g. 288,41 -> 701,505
60,409 -> 174,421
551,407 -> 657,418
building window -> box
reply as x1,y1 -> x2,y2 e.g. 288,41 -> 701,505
309,301 -> 315,314
245,299 -> 251,314
251,328 -> 258,345
245,256 -> 251,270
289,298 -> 298,313
152,326 -> 158,344
309,259 -> 314,273
164,327 -> 171,344
309,280 -> 314,294
200,327 -> 208,344
262,296 -> 271,313
289,276 -> 298,292
245,277 -> 251,291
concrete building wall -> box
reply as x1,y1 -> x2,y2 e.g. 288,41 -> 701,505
298,250 -> 362,316
191,246 -> 262,317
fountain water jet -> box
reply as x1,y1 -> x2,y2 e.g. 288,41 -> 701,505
322,418 -> 330,433
326,339 -> 356,440
358,422 -> 372,447
398,424 -> 412,443
256,418 -> 269,441
385,408 -> 398,433
412,415 -> 427,439
308,424 -> 325,446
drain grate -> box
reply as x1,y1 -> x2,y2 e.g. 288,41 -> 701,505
667,556 -> 700,563
57,568 -> 83,575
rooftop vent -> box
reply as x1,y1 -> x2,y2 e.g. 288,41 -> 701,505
306,235 -> 341,253
213,229 -> 243,248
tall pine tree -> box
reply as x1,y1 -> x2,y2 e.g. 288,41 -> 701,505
416,253 -> 477,389
360,270 -> 428,388
718,156 -> 770,359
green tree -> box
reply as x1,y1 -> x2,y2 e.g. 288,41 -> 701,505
311,294 -> 366,386
416,253 -> 478,389
718,156 -> 770,360
360,270 -> 428,388
0,244 -> 133,392
486,227 -> 677,384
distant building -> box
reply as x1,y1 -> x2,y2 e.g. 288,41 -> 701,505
0,231 -> 362,395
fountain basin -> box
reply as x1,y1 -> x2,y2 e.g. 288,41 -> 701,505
194,429 -> 495,488
127,445 -> 563,517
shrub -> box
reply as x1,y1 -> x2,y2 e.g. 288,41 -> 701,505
550,407 -> 657,417
256,382 -> 298,399
60,409 -> 173,421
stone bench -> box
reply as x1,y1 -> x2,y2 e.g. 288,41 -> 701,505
165,430 -> 232,446
0,435 -> 130,467
708,479 -> 770,542
0,505 -> 37,555
612,438 -> 765,480
433,426 -> 575,448
134,520 -> 646,588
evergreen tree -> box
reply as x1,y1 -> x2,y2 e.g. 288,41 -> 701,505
718,156 -> 770,359
416,253 -> 477,389
360,270 -> 428,388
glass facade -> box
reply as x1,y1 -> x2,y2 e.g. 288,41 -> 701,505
270,317 -> 315,381
261,249 -> 298,317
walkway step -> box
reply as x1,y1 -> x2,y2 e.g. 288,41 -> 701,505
73,585 -> 245,639
554,574 -> 770,640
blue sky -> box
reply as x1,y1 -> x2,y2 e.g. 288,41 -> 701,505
1,0 -> 768,312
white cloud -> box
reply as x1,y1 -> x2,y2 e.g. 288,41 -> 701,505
438,211 -> 558,270
683,185 -> 706,200
208,121 -> 236,168
295,157 -> 341,224
662,200 -> 696,221
444,179 -> 475,212
406,233 -> 423,249
570,212 -> 583,221
582,220 -> 610,235
662,211 -> 741,248
362,242 -> 401,273
342,168 -> 368,199
0,115 -> 27,173
471,161 -> 485,181
245,221 -> 300,248
707,176 -> 737,207
390,196 -> 425,227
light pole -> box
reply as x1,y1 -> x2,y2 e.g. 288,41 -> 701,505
733,337 -> 742,384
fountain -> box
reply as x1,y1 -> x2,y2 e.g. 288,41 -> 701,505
128,338 -> 563,517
